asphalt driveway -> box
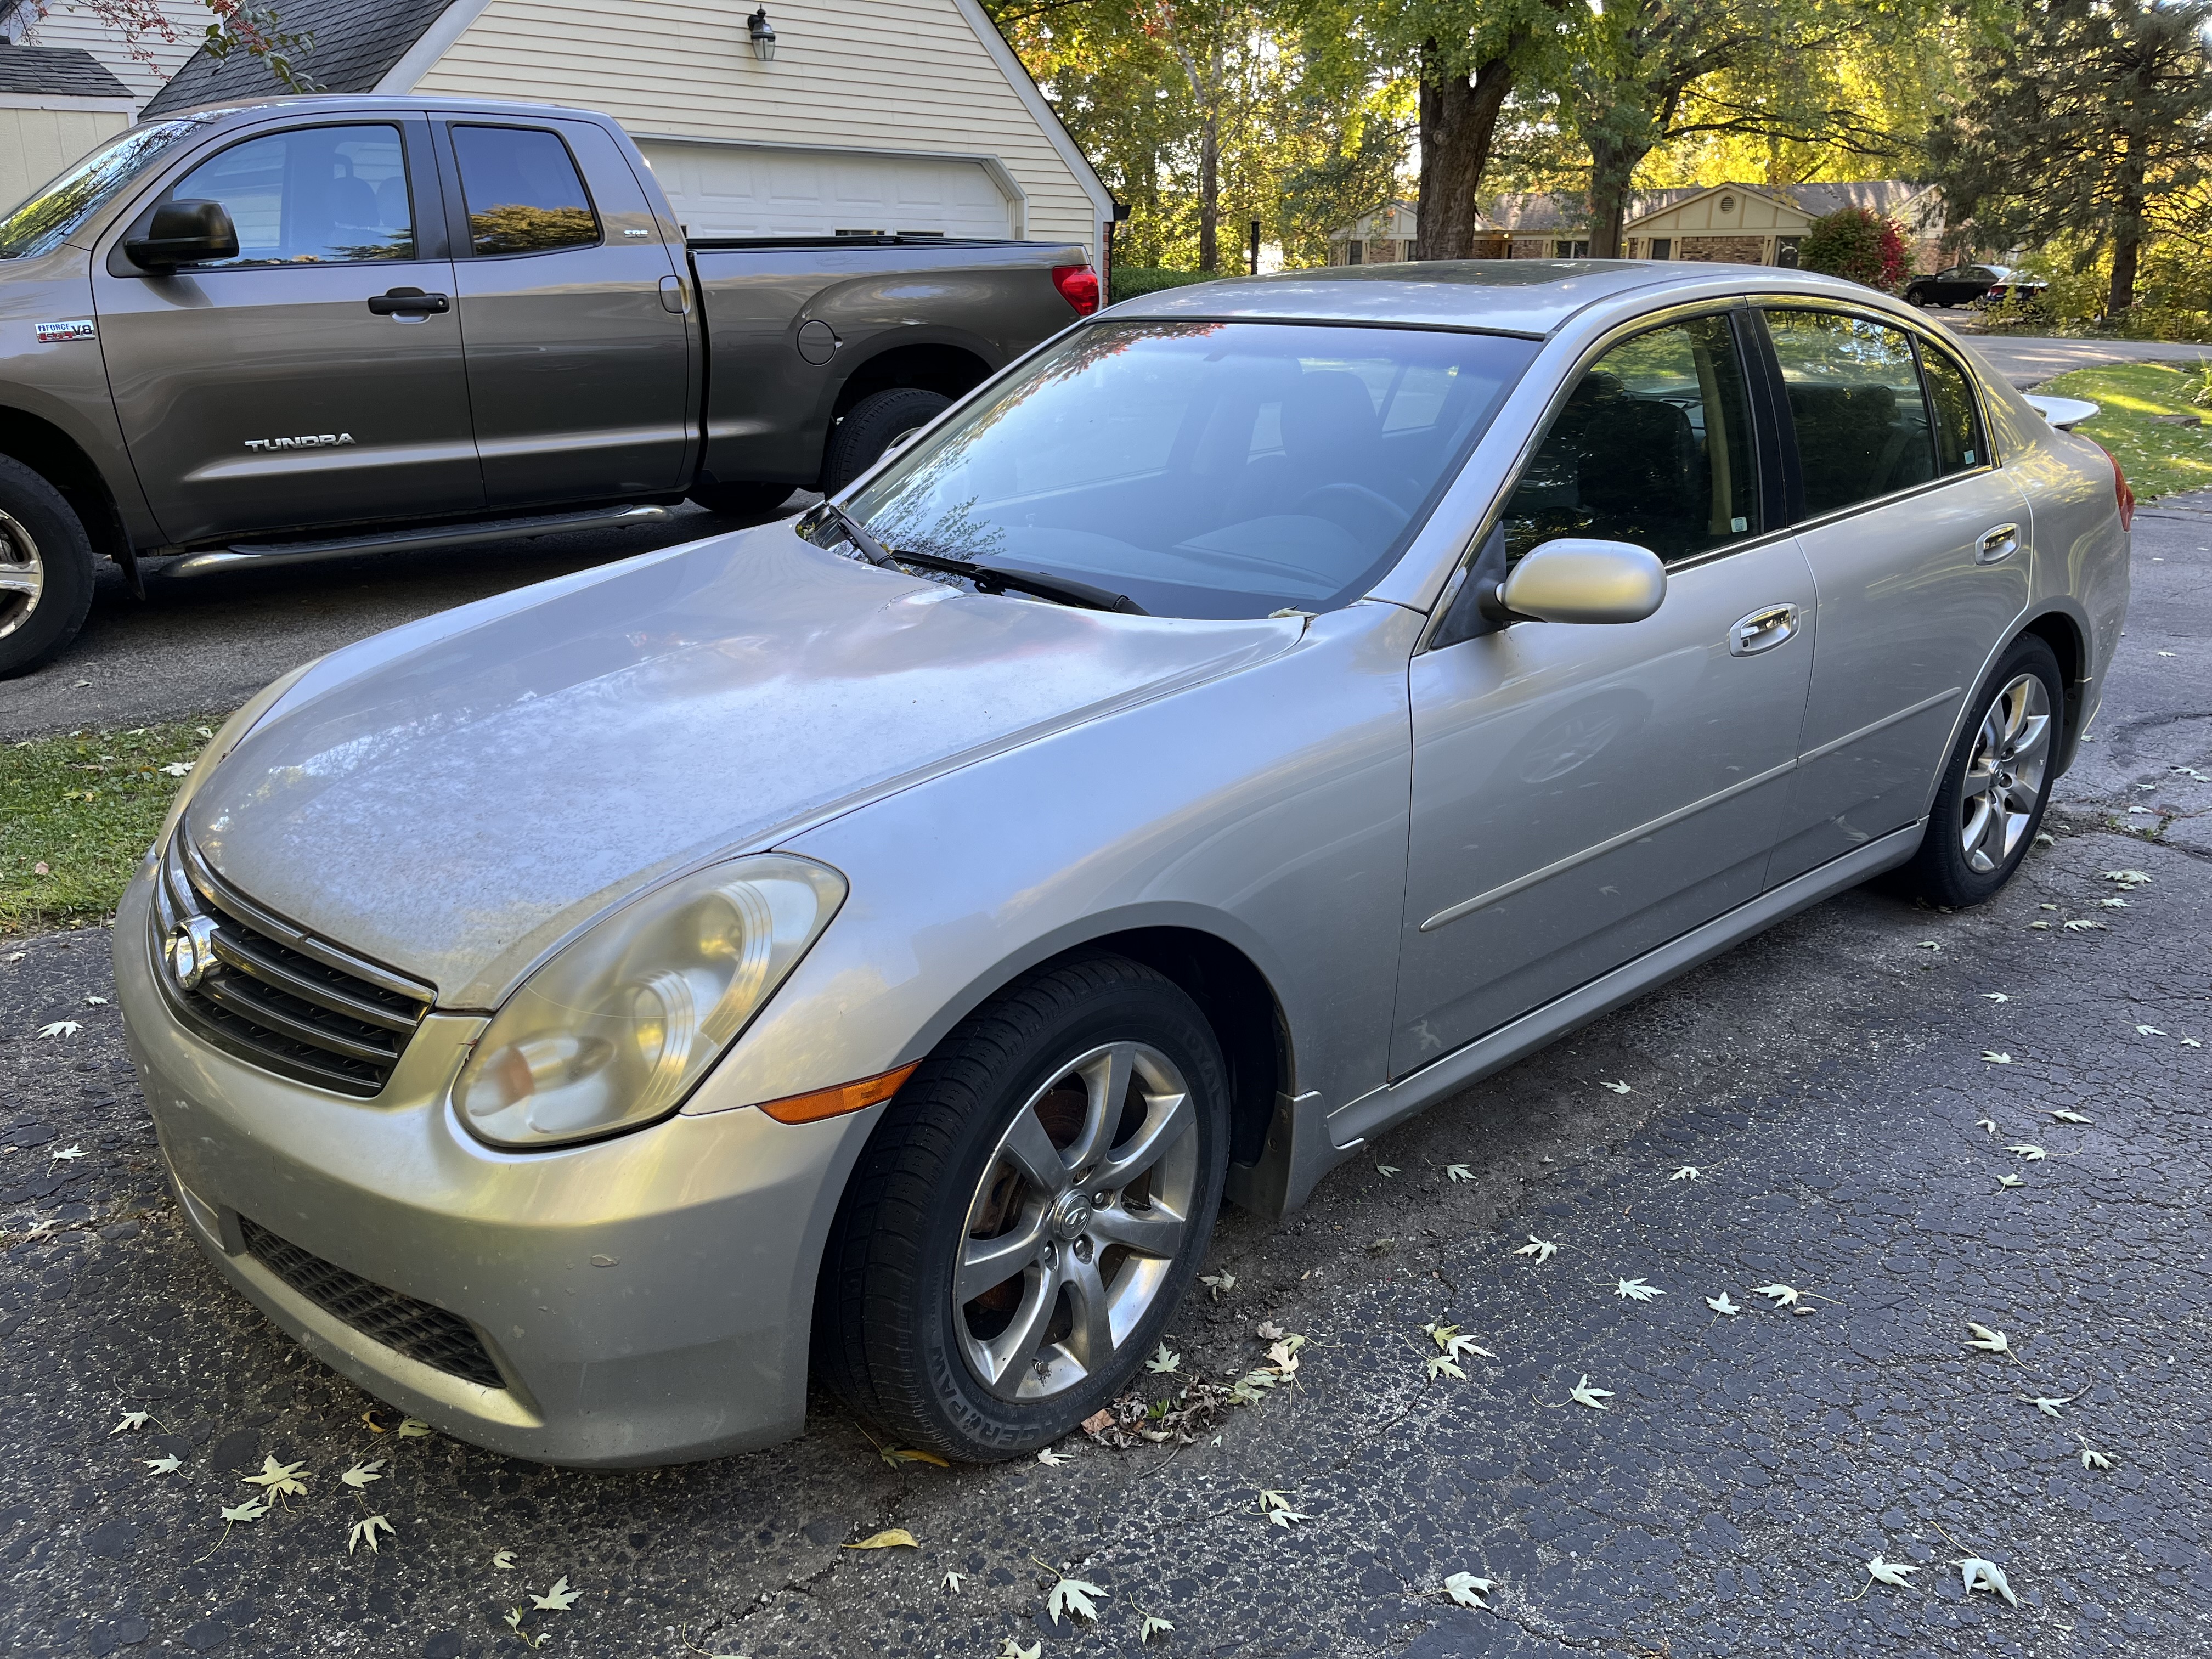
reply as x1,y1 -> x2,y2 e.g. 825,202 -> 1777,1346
1,512 -> 2207,1658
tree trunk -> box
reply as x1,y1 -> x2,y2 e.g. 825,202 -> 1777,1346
1586,132 -> 1645,259
1198,106 -> 1220,271
1415,38 -> 1519,259
2108,133 -> 2145,315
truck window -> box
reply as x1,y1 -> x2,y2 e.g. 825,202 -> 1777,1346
451,126 -> 600,256
0,115 -> 219,259
166,125 -> 415,266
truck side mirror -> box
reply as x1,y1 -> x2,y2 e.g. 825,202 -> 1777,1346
124,200 -> 240,270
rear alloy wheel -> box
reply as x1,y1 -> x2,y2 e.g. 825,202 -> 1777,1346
815,955 -> 1228,1460
822,387 -> 951,495
0,455 -> 97,679
1897,634 -> 2063,906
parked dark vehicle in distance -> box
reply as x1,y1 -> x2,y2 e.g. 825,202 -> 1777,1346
1903,264 -> 2049,309
0,94 -> 1098,675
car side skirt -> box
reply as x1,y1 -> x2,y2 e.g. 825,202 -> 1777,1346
1228,821 -> 1925,1219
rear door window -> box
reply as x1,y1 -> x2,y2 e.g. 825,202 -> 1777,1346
1918,342 -> 1986,474
1764,309 -> 1937,517
451,126 -> 599,256
166,124 -> 415,266
1500,313 -> 1759,567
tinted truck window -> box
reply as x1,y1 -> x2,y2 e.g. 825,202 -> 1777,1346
1765,309 -> 1937,516
452,126 -> 599,255
169,124 -> 414,265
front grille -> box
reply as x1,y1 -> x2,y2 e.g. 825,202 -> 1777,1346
151,829 -> 433,1096
241,1216 -> 506,1390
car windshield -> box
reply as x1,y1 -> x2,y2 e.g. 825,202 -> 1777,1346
0,116 -> 219,259
839,320 -> 1538,619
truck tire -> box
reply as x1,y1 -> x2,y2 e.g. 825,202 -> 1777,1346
687,480 -> 798,518
0,454 -> 96,680
823,388 -> 950,495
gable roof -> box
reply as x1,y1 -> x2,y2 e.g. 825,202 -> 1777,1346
0,41 -> 133,98
142,0 -> 458,116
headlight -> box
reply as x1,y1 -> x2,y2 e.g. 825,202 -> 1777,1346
453,855 -> 847,1149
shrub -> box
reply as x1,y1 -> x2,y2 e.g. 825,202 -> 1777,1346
1799,206 -> 1908,292
1108,266 -> 1216,304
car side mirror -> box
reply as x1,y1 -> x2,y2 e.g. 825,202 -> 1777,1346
123,199 -> 239,270
1494,538 -> 1666,625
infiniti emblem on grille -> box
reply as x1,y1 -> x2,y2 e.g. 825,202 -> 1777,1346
167,915 -> 219,990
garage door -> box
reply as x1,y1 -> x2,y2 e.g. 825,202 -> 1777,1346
635,141 -> 1015,239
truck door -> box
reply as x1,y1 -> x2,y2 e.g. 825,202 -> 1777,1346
92,119 -> 479,546
441,119 -> 695,507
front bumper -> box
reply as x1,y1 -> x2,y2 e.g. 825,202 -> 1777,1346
114,871 -> 872,1467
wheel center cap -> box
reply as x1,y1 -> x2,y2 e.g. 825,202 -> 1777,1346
1049,1192 -> 1094,1240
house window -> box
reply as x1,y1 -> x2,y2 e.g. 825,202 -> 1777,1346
1346,239 -> 1362,265
1649,237 -> 1672,260
1554,239 -> 1589,258
1774,236 -> 1802,268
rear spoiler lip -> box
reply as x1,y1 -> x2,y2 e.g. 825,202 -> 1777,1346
2024,392 -> 2100,431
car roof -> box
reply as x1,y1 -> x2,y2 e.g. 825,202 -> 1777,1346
1101,259 -> 1887,338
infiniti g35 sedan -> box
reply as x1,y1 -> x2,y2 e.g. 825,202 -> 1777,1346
117,261 -> 2132,1466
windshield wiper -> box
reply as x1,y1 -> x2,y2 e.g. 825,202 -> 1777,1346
800,503 -> 1145,614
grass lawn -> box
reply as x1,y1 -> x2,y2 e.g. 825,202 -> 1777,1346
2041,359 -> 2212,500
0,719 -> 221,935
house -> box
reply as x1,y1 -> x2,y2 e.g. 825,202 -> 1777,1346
99,1 -> 1113,259
0,0 -> 207,106
1324,199 -> 1424,264
0,40 -> 137,208
1327,182 -> 1948,271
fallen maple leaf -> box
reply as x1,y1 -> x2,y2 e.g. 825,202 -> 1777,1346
998,1640 -> 1041,1659
941,1570 -> 966,1593
1614,1277 -> 1664,1302
1443,1571 -> 1494,1609
1706,1292 -> 1741,1317
1045,1574 -> 1103,1622
1982,1051 -> 2012,1064
1139,1611 -> 1174,1641
348,1514 -> 395,1555
1199,1271 -> 1235,1299
1965,1322 -> 2011,1354
110,1410 -> 150,1435
1752,1283 -> 1800,1307
38,1020 -> 81,1039
1997,1173 -> 2024,1188
1257,1489 -> 1310,1526
1957,1556 -> 2018,1607
1982,992 -> 2010,1001
2134,1024 -> 2165,1036
143,1454 -> 182,1476
1865,1556 -> 1919,1589
2049,1109 -> 2092,1123
2078,1438 -> 2114,1471
1145,1343 -> 1181,1374
1976,1118 -> 1998,1132
1446,1163 -> 1474,1182
1568,1374 -> 1613,1410
2006,1143 -> 2047,1161
218,1496 -> 268,1525
340,1460 -> 384,1489
531,1576 -> 582,1611
1036,1448 -> 1068,1467
1374,1163 -> 1400,1177
2022,1394 -> 2074,1418
243,1455 -> 308,1497
1513,1236 -> 1559,1264
2062,918 -> 2105,932
845,1529 -> 919,1550
1599,1080 -> 1632,1093
493,1548 -> 518,1568
1669,1165 -> 1702,1181
50,1144 -> 86,1162
395,1418 -> 432,1438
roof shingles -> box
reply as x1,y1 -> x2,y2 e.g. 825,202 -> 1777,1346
0,42 -> 134,98
141,0 -> 456,116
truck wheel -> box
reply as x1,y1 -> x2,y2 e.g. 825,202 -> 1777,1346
687,480 -> 798,518
823,388 -> 950,495
0,455 -> 96,680
814,953 -> 1229,1462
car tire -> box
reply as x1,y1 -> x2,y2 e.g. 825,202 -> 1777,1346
0,454 -> 96,680
814,952 -> 1229,1462
821,388 -> 950,495
687,479 -> 798,518
1895,633 -> 2064,907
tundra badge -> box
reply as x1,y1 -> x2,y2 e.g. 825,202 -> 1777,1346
244,433 -> 357,452
35,319 -> 97,343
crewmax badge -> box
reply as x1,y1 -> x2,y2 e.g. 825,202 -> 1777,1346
34,319 -> 97,342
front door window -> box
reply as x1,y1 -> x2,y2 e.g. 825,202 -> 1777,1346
169,124 -> 415,266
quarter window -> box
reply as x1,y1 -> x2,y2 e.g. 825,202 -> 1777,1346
1764,309 -> 1937,517
451,126 -> 599,256
1918,342 -> 1986,474
1500,314 -> 1759,567
166,124 -> 414,266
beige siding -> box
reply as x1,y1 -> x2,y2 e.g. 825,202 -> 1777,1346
1630,190 -> 1807,239
0,106 -> 133,208
409,0 -> 1104,256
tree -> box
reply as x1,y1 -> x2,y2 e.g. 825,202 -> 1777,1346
22,1 -> 318,91
1927,0 -> 2212,316
1798,205 -> 1908,290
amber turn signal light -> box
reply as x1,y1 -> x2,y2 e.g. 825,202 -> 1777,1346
754,1062 -> 919,1125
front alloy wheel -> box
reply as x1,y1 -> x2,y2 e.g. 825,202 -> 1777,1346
815,955 -> 1228,1460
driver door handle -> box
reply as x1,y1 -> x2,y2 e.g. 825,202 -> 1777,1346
1729,603 -> 1800,657
1977,523 -> 2021,563
367,287 -> 450,318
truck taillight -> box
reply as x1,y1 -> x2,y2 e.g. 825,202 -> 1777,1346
2092,441 -> 2134,532
1051,264 -> 1099,316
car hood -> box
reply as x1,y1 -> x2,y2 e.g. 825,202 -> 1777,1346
189,526 -> 1298,1007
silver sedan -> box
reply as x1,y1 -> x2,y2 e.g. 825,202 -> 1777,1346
116,262 -> 2131,1465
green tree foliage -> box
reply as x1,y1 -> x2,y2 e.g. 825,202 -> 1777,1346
1928,0 -> 2212,315
1798,205 -> 1908,290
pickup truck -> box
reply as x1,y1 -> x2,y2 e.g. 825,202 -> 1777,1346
0,94 -> 1098,676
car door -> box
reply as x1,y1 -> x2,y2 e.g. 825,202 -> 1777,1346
1392,309 -> 1818,1076
92,118 -> 478,546
1760,308 -> 2032,884
442,117 -> 694,507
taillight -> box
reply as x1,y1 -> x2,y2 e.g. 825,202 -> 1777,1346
1051,264 -> 1099,316
2092,441 -> 2134,532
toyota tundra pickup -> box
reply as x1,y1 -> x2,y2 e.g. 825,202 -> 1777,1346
0,94 -> 1099,675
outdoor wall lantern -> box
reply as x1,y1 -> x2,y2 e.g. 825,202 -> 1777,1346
747,7 -> 777,60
